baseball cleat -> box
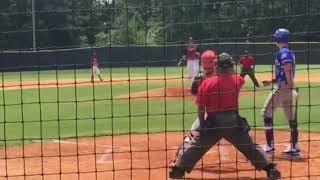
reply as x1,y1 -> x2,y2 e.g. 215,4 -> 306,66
282,145 -> 303,158
169,167 -> 185,179
261,144 -> 275,153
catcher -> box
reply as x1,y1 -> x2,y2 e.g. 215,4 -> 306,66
169,53 -> 281,180
188,50 -> 218,134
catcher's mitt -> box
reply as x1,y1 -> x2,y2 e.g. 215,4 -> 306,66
191,76 -> 203,95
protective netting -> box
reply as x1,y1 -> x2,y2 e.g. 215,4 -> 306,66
0,0 -> 320,179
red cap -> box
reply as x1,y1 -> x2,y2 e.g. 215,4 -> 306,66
201,50 -> 217,69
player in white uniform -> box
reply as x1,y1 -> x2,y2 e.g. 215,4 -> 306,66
91,52 -> 103,82
178,37 -> 200,86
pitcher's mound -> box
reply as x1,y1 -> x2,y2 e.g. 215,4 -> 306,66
116,86 -> 192,99
116,86 -> 256,100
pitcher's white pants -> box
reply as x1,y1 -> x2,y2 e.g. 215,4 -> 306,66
187,60 -> 200,86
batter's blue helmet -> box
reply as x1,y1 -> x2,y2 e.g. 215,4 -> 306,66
273,28 -> 290,43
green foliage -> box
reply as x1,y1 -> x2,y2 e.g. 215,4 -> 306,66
1,0 -> 320,49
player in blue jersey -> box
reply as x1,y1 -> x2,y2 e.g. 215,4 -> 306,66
261,28 -> 301,157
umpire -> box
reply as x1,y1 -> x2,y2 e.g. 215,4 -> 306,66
169,53 -> 281,180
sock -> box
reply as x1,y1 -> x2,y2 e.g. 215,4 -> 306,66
291,128 -> 299,149
264,117 -> 274,148
290,119 -> 299,149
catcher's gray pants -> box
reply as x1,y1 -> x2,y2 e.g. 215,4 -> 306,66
171,111 -> 270,173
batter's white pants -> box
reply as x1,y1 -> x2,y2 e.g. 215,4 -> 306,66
187,60 -> 200,86
262,81 -> 298,121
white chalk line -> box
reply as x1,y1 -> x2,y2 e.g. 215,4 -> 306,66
97,148 -> 113,163
32,139 -> 136,164
53,139 -> 135,150
31,139 -> 295,164
49,140 -> 136,164
33,139 -> 133,149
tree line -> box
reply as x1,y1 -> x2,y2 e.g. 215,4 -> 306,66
0,0 -> 319,50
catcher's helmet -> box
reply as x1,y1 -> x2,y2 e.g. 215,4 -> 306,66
201,50 -> 217,69
217,53 -> 234,68
273,28 -> 290,43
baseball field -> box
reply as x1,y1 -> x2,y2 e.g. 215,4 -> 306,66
1,65 -> 320,179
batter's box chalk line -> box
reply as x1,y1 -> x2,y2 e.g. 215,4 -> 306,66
31,139 -> 111,148
31,138 -> 135,164
50,140 -> 136,164
97,145 -> 229,164
31,139 -> 300,163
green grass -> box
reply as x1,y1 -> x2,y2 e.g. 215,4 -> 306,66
0,66 -> 188,82
2,65 -> 320,82
0,66 -> 320,146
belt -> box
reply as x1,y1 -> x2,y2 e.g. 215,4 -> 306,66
275,81 -> 288,88
207,110 -> 238,117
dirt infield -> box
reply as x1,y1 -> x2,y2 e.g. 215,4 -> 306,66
1,73 -> 320,91
256,74 -> 320,83
0,130 -> 319,180
115,86 -> 258,100
0,76 -> 185,91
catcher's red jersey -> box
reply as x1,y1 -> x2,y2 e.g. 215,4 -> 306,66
195,74 -> 244,112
